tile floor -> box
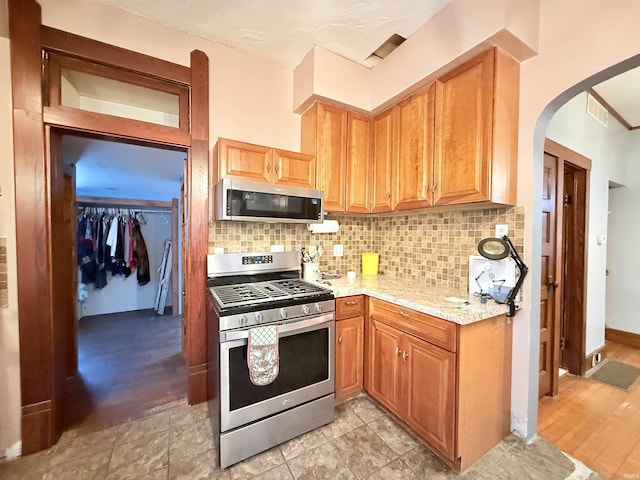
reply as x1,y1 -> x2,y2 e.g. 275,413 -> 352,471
0,395 -> 605,480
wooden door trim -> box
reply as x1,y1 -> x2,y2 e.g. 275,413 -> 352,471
9,0 -> 57,454
186,49 -> 209,404
544,138 -> 590,389
10,0 -> 209,453
41,26 -> 191,85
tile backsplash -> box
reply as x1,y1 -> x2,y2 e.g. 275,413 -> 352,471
209,206 -> 525,291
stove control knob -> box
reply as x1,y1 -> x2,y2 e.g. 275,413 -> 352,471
255,312 -> 263,323
302,305 -> 310,315
315,303 -> 323,313
279,308 -> 287,319
240,315 -> 248,326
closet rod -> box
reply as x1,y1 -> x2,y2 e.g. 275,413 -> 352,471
77,195 -> 174,211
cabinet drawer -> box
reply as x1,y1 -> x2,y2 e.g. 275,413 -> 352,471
336,295 -> 364,320
368,298 -> 457,352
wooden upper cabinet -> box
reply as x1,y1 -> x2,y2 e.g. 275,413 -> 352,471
434,47 -> 519,206
272,149 -> 316,188
214,138 -> 272,183
371,107 -> 395,213
301,102 -> 348,211
213,138 -> 315,187
394,82 -> 436,210
346,112 -> 372,213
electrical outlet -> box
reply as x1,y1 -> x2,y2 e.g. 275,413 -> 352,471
214,247 -> 224,254
333,244 -> 344,257
495,224 -> 508,237
270,244 -> 284,252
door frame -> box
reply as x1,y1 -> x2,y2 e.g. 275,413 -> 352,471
544,138 -> 590,395
9,0 -> 209,453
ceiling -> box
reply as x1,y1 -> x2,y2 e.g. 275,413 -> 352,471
67,0 -> 640,201
90,0 -> 452,69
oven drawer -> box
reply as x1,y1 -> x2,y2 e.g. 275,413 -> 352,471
368,298 -> 457,352
336,295 -> 364,320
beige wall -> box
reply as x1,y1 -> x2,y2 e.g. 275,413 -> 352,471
0,34 -> 21,458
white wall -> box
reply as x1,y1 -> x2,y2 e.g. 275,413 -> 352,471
79,212 -> 174,317
546,91 -> 629,354
0,34 -> 22,458
606,133 -> 640,335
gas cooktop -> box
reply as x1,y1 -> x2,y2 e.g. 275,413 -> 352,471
209,278 -> 331,309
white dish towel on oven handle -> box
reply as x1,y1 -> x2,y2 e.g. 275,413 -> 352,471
247,325 -> 279,386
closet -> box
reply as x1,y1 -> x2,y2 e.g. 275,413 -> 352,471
76,196 -> 180,317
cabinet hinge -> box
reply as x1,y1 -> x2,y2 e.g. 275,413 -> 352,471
564,194 -> 572,206
560,337 -> 567,350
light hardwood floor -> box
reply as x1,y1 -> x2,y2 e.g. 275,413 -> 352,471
538,341 -> 640,479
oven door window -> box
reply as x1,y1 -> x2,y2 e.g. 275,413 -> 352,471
228,328 -> 328,411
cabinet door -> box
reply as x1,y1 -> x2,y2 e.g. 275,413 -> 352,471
394,83 -> 435,210
403,334 -> 456,460
302,102 -> 347,212
371,107 -> 395,213
434,49 -> 494,205
346,112 -> 371,213
215,138 -> 272,183
272,149 -> 316,188
336,316 -> 364,400
367,318 -> 404,417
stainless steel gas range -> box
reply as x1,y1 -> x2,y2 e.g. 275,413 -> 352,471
207,251 -> 335,468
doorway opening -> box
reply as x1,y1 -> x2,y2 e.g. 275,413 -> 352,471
60,131 -> 188,431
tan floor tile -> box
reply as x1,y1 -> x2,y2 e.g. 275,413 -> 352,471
368,458 -> 420,480
106,430 -> 169,479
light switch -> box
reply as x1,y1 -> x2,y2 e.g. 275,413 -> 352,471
597,235 -> 607,245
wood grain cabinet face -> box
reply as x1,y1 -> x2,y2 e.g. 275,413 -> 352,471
367,318 -> 404,417
336,316 -> 364,400
271,149 -> 316,188
302,103 -> 372,212
393,82 -> 436,210
403,334 -> 456,458
371,107 -> 395,213
434,48 -> 519,206
335,295 -> 365,400
213,138 -> 315,187
346,112 -> 372,213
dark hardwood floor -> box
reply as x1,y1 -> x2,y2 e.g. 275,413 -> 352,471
65,309 -> 187,432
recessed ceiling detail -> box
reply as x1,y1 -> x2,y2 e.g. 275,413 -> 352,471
89,0 -> 451,69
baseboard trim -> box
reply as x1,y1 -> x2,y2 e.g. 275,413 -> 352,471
582,345 -> 605,374
605,327 -> 640,349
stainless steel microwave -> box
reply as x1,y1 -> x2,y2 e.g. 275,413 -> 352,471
213,179 -> 324,223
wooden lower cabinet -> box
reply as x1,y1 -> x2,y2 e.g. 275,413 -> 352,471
366,297 -> 512,471
335,316 -> 364,400
335,295 -> 365,400
403,334 -> 456,459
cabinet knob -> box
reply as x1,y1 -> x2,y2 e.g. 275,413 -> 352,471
402,350 -> 409,362
266,163 -> 272,173
338,335 -> 343,344
394,347 -> 401,356
344,300 -> 358,306
274,164 -> 279,174
396,310 -> 411,319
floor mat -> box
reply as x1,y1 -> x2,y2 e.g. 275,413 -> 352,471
587,359 -> 640,391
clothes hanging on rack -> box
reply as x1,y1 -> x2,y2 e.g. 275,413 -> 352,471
77,207 -> 152,297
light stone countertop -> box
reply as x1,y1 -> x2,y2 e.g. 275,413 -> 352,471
317,274 -> 510,325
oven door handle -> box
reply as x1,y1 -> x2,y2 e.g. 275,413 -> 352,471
219,313 -> 335,342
